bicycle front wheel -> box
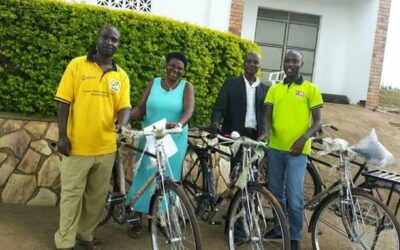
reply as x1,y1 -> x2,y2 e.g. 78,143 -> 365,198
311,188 -> 400,250
227,184 -> 290,249
304,162 -> 322,203
150,182 -> 202,250
97,165 -> 119,226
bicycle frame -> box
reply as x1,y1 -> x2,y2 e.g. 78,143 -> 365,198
308,146 -> 369,189
184,134 -> 232,194
184,132 -> 266,221
121,129 -> 180,209
307,139 -> 381,240
306,142 -> 364,205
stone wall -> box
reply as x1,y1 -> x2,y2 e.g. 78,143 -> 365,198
0,114 -> 232,206
0,113 -> 60,206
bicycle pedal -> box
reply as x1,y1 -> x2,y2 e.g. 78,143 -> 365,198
126,215 -> 141,225
108,192 -> 125,205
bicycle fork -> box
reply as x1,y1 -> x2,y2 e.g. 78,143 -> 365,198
339,157 -> 371,248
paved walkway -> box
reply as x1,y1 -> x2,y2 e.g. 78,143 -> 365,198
0,203 -> 315,250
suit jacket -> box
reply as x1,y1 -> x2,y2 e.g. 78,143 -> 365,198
211,76 -> 269,137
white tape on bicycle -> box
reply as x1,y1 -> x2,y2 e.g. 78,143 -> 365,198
215,131 -> 267,189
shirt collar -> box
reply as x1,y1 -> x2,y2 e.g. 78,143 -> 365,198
87,51 -> 118,72
283,76 -> 303,85
243,75 -> 260,88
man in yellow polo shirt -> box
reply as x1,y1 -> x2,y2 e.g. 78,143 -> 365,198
260,50 -> 322,250
54,25 -> 131,250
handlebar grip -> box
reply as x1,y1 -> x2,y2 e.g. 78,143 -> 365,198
330,125 -> 338,131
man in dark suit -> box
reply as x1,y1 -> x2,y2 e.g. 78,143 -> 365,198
211,51 -> 269,140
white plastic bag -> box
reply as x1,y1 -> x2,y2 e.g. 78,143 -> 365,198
351,128 -> 395,168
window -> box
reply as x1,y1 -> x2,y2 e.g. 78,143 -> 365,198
255,9 -> 320,83
97,0 -> 152,12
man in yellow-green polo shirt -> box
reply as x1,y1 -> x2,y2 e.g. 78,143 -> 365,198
54,25 -> 131,250
260,50 -> 323,250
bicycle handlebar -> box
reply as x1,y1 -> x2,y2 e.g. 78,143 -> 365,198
321,124 -> 338,131
216,133 -> 268,149
317,137 -> 356,157
121,126 -> 183,139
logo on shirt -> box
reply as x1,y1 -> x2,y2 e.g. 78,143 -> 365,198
295,90 -> 305,97
81,75 -> 96,81
110,79 -> 121,92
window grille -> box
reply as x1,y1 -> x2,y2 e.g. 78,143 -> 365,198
97,0 -> 151,12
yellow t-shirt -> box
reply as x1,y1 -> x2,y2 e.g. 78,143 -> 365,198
265,80 -> 323,155
55,55 -> 131,156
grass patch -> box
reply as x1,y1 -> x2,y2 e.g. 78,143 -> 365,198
379,86 -> 400,110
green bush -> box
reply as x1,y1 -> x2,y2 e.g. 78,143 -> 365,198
0,0 -> 259,126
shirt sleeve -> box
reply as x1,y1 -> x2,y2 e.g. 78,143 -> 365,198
309,84 -> 323,109
54,60 -> 76,104
116,70 -> 131,111
264,84 -> 275,105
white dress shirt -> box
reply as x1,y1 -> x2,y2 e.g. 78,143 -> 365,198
243,75 -> 260,129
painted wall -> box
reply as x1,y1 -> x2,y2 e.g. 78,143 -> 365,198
65,0 -> 232,32
242,0 -> 379,103
152,0 -> 232,32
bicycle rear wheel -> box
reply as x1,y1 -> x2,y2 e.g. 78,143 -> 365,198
226,184 -> 290,249
150,182 -> 202,250
369,184 -> 400,222
304,162 -> 321,203
311,188 -> 400,250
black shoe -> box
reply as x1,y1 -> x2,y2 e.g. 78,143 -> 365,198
263,228 -> 282,240
291,240 -> 300,250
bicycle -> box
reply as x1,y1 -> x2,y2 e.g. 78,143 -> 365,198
304,125 -> 400,222
98,126 -> 202,250
306,136 -> 400,249
182,128 -> 290,249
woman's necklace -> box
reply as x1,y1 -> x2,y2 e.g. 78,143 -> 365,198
164,79 -> 179,91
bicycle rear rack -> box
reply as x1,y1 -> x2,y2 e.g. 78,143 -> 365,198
362,169 -> 400,207
362,169 -> 400,185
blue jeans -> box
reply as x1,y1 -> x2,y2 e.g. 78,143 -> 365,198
267,148 -> 307,240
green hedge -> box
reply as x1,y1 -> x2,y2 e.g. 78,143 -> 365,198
0,0 -> 259,126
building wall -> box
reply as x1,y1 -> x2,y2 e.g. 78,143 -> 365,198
65,0 -> 232,32
61,0 -> 390,105
241,0 -> 379,104
343,0 -> 378,105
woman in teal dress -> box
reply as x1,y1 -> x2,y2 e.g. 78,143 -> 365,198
126,52 -> 195,238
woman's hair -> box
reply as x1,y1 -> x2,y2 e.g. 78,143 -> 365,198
166,52 -> 188,67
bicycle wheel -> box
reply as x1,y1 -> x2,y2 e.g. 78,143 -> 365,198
182,147 -> 215,221
311,188 -> 400,250
150,182 -> 202,250
98,163 -> 119,226
97,179 -> 114,226
370,184 -> 400,221
304,162 -> 322,203
226,184 -> 290,249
